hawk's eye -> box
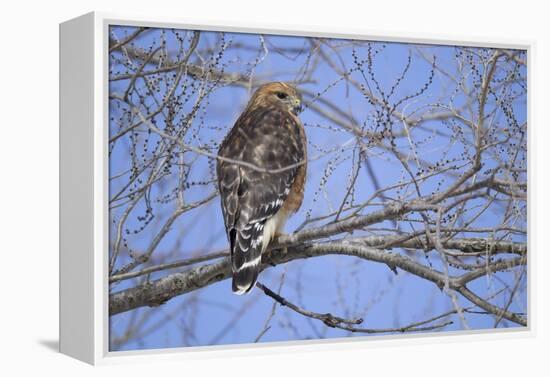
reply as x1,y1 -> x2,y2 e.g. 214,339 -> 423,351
276,92 -> 288,99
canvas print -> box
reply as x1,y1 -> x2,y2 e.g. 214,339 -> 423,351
108,25 -> 527,351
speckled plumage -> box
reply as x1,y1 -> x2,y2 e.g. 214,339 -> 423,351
217,82 -> 307,294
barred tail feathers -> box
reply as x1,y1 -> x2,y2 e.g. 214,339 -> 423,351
230,221 -> 265,295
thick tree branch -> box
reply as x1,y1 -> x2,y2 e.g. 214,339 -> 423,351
109,239 -> 526,325
109,235 -> 524,284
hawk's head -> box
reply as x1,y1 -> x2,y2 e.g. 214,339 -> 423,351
248,82 -> 303,115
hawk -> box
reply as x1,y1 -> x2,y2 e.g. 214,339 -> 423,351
217,82 -> 307,295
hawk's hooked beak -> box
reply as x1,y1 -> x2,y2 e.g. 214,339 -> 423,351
292,98 -> 303,114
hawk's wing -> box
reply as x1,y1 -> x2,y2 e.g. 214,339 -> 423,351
217,106 -> 305,294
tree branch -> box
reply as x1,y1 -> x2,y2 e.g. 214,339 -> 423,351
255,281 -> 363,327
109,239 -> 526,326
255,281 -> 454,334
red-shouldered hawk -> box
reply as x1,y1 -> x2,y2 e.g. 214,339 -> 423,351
217,82 -> 307,295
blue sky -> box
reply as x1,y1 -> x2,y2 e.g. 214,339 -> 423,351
108,26 -> 527,351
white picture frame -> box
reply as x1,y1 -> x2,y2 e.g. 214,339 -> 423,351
59,11 -> 534,365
